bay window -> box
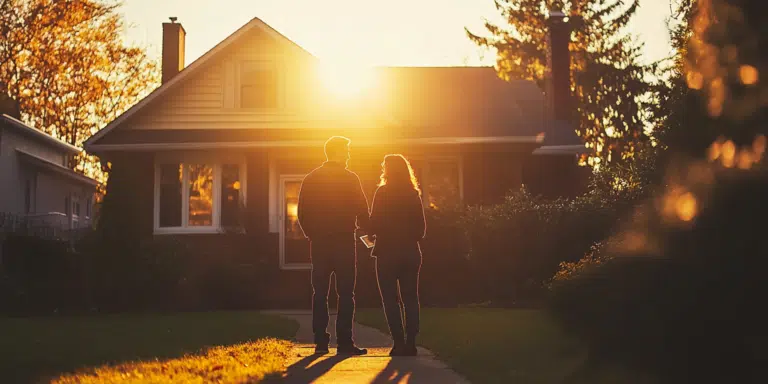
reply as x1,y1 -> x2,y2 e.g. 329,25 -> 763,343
154,159 -> 246,234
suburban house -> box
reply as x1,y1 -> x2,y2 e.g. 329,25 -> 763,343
84,14 -> 589,306
0,111 -> 98,236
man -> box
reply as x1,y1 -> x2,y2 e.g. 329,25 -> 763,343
297,136 -> 370,355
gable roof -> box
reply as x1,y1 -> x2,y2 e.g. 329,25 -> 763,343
85,18 -> 550,152
1,114 -> 82,154
85,17 -> 315,149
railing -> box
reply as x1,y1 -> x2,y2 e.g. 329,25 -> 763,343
0,212 -> 92,242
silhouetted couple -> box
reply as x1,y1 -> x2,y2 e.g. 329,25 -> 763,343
297,136 -> 425,357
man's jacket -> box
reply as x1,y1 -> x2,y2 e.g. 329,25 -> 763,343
297,161 -> 370,240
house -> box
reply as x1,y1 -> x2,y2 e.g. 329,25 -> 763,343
0,111 -> 98,235
84,14 -> 589,307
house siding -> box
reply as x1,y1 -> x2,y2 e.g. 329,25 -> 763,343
127,27 -> 324,131
463,151 -> 527,205
0,125 -> 92,218
523,154 -> 591,198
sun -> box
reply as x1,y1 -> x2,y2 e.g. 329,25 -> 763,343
318,60 -> 378,98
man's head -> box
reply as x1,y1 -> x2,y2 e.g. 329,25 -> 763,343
324,136 -> 351,167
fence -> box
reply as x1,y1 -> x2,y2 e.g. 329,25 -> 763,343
0,211 -> 92,244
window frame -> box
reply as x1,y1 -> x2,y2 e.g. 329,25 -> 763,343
153,155 -> 247,235
236,60 -> 283,111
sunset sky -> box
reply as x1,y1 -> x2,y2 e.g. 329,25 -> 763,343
120,0 -> 675,68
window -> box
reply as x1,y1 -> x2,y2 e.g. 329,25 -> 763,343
64,196 -> 71,216
85,197 -> 92,218
154,161 -> 245,233
239,62 -> 279,109
411,157 -> 463,211
187,164 -> 213,226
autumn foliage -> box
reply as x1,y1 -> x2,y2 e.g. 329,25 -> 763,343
0,0 -> 159,182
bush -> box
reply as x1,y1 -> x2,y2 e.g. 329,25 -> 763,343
79,234 -> 192,312
0,235 -> 88,314
0,231 -> 275,314
457,186 -> 625,305
548,164 -> 768,382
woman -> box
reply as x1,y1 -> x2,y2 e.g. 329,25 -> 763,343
369,154 -> 426,356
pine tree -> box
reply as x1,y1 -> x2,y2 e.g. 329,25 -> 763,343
656,0 -> 767,161
467,0 -> 657,166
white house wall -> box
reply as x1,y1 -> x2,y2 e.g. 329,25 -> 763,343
0,127 -> 63,213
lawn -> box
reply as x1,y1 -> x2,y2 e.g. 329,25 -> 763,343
0,311 -> 298,383
356,308 -> 653,384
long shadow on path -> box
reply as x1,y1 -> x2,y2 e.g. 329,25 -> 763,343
263,352 -> 351,383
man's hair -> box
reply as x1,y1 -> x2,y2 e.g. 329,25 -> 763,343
324,136 -> 351,159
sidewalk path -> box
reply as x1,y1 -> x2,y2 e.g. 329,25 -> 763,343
263,310 -> 470,383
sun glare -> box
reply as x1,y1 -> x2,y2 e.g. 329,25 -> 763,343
319,61 -> 378,99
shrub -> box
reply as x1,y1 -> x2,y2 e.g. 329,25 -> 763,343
0,235 -> 88,314
80,234 -> 192,312
458,186 -> 624,305
548,164 -> 768,382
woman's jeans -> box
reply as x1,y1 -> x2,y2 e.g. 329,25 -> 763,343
375,254 -> 422,341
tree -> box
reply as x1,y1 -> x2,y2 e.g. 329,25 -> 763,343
656,0 -> 767,162
0,0 -> 159,182
467,0 -> 657,167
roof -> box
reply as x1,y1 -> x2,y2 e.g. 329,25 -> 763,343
85,17 -> 317,149
370,66 -> 545,138
15,148 -> 98,186
85,18 -> 551,152
1,114 -> 82,154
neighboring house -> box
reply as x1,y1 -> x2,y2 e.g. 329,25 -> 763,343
84,14 -> 589,306
0,113 -> 98,234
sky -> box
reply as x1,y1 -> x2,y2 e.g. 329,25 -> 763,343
119,0 -> 676,68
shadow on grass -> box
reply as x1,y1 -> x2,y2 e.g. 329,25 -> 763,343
0,311 -> 298,383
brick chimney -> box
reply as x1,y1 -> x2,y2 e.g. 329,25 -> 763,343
162,17 -> 186,84
546,9 -> 575,123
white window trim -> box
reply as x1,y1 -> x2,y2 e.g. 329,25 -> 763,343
153,155 -> 247,235
410,154 -> 465,207
278,174 -> 311,270
235,59 -> 284,111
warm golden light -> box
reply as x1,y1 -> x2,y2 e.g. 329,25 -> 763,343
707,140 -> 722,162
675,192 -> 698,222
286,202 -> 298,218
686,71 -> 704,90
721,140 -> 736,168
737,150 -> 754,169
739,65 -> 759,85
753,134 -> 766,159
233,181 -> 241,190
319,61 -> 378,98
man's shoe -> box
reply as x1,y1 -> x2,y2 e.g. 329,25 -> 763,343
404,338 -> 418,356
337,344 -> 368,355
314,344 -> 330,355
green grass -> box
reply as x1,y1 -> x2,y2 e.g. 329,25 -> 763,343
0,311 -> 298,383
356,308 -> 651,384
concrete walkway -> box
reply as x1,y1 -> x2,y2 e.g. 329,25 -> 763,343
263,311 -> 470,384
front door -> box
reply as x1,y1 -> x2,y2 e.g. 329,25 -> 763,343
279,176 -> 311,269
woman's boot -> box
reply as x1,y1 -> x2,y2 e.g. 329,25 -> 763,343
389,336 -> 407,356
